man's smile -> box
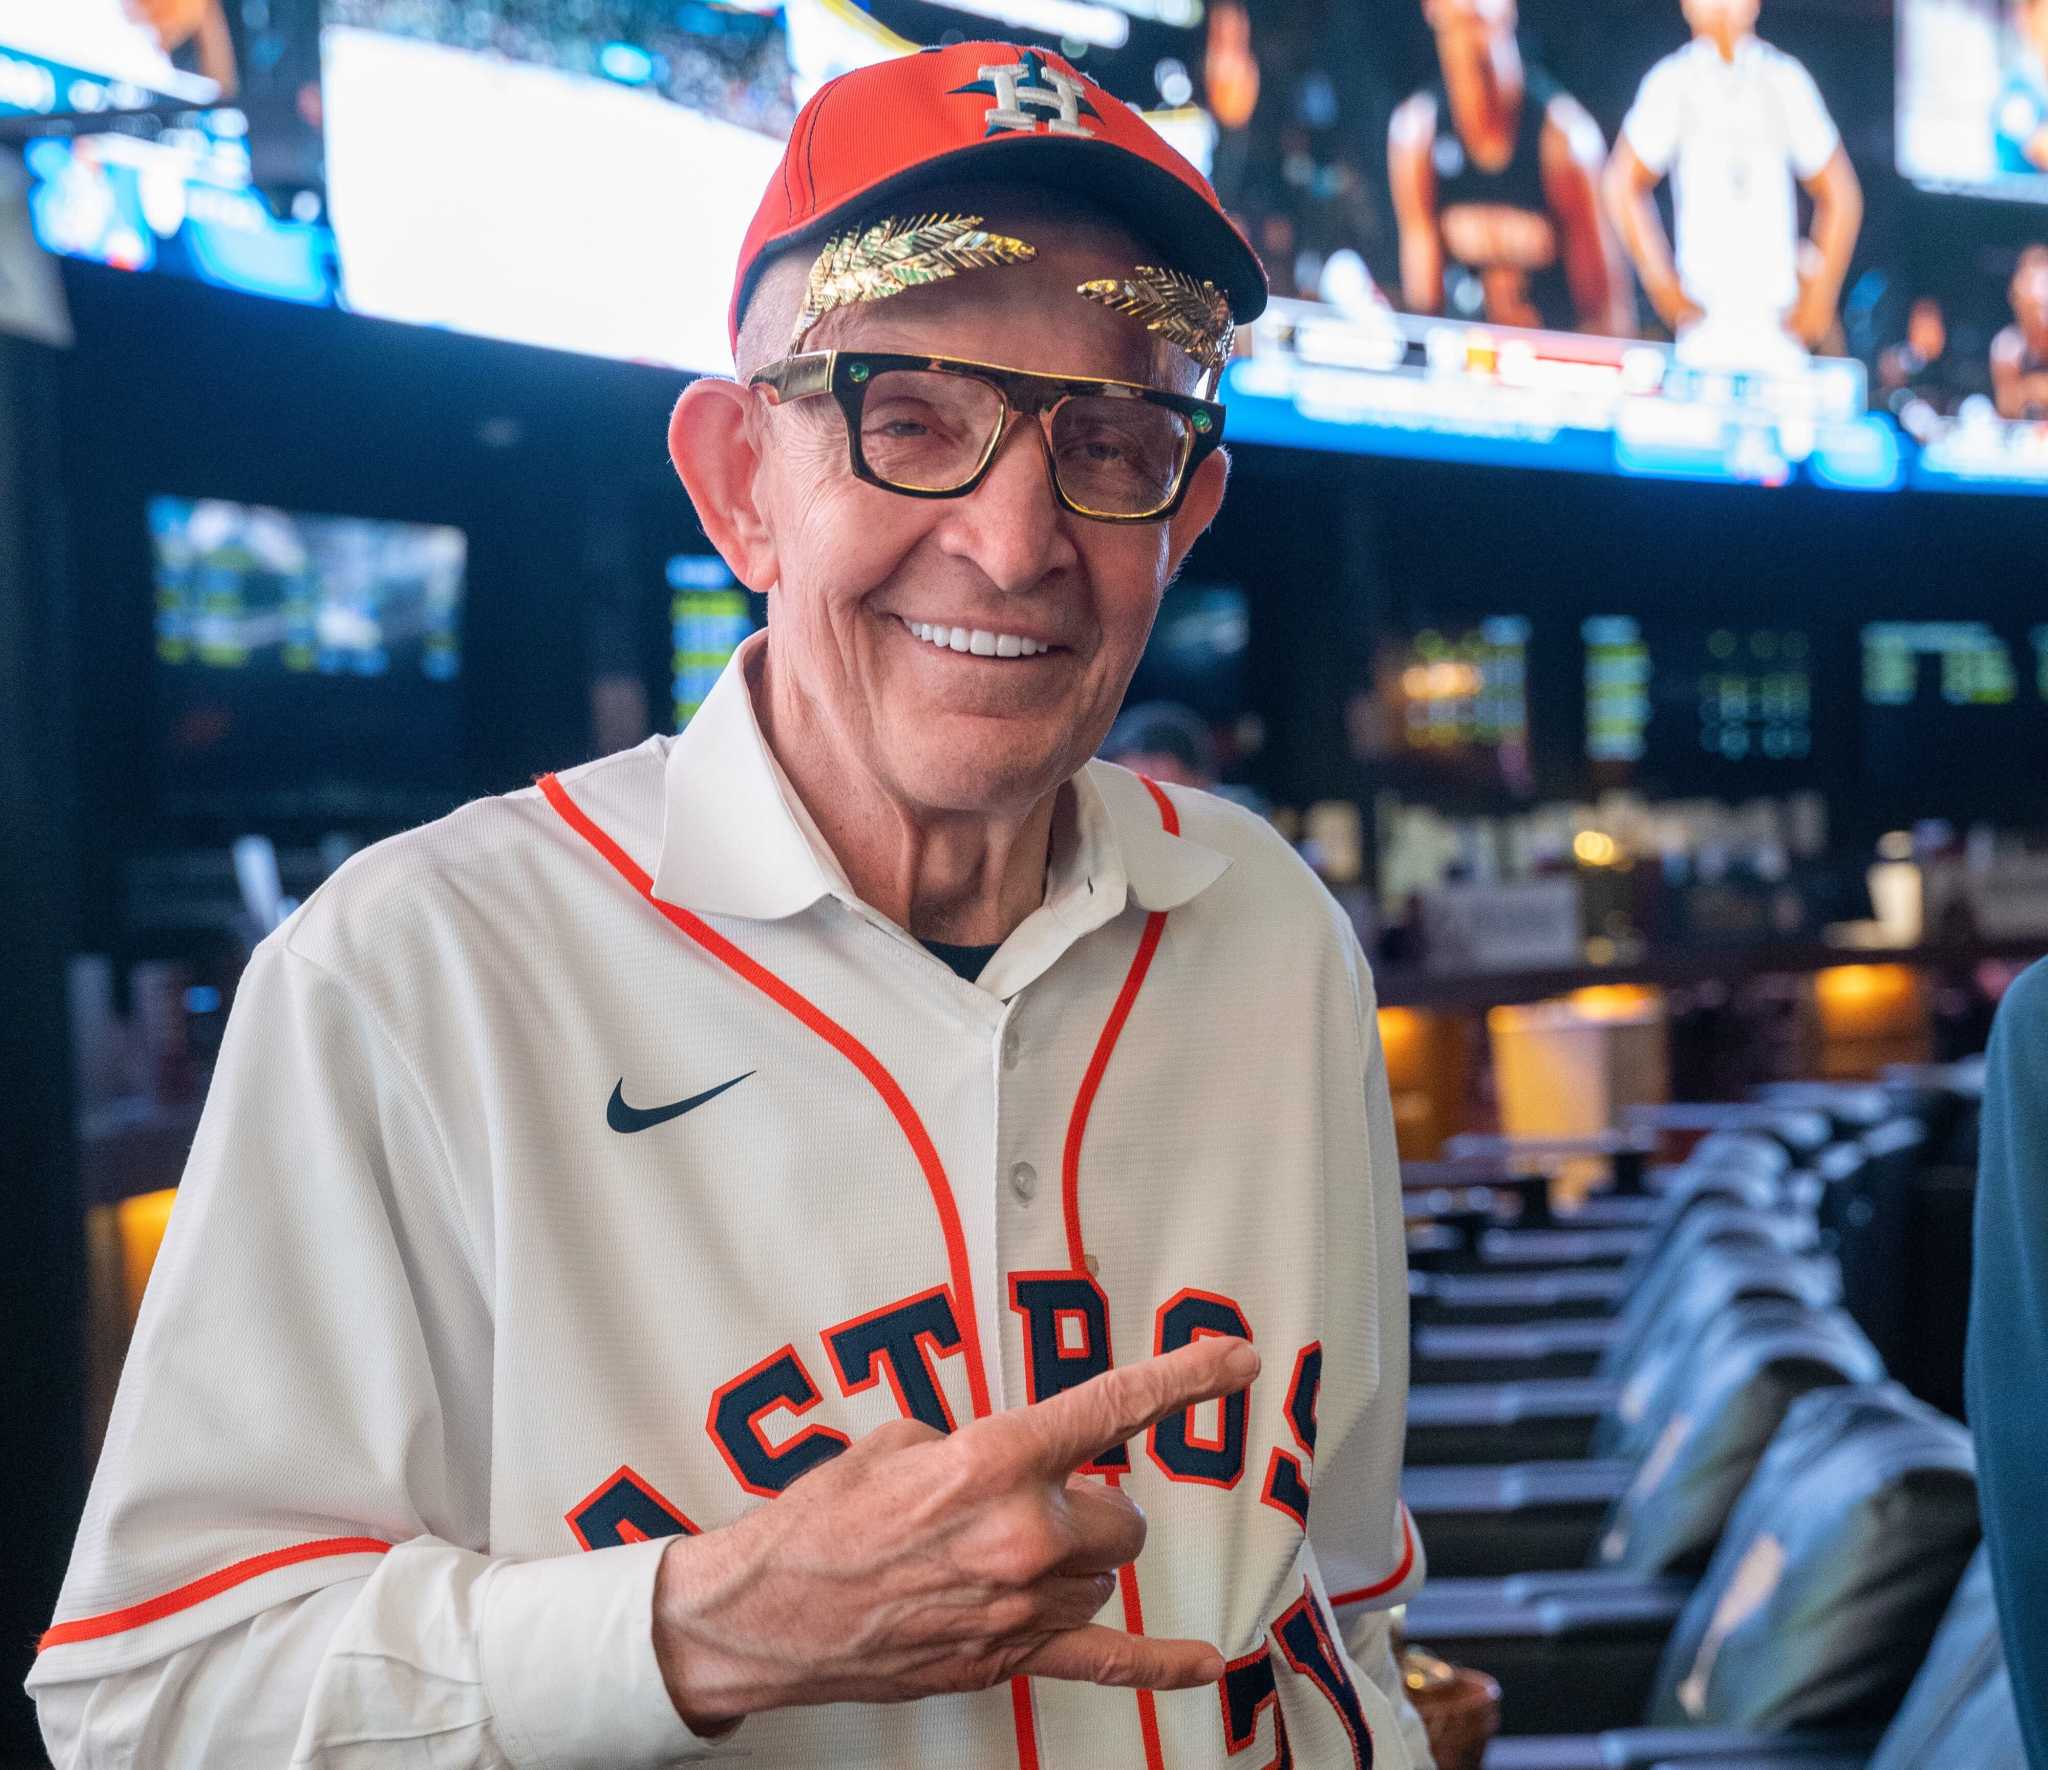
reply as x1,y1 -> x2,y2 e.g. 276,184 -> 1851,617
890,612 -> 1071,660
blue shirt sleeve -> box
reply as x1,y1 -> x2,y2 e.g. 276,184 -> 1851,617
1967,955 -> 2048,1770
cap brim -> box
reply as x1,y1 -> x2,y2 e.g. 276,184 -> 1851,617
741,132 -> 1267,331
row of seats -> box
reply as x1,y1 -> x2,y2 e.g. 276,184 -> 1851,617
1392,1069 -> 2019,1768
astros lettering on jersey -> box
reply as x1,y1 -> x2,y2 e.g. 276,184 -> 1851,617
30,634 -> 1424,1767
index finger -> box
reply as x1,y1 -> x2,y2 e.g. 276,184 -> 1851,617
992,1338 -> 1260,1478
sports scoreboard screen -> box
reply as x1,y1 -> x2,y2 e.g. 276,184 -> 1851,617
1584,618 -> 1815,774
1859,620 -> 2048,821
1391,618 -> 1530,756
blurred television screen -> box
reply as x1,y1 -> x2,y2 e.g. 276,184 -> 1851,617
149,496 -> 467,822
1858,618 -> 2048,822
1583,615 -> 1821,791
1898,0 -> 2048,201
1,0 -> 223,123
22,0 -> 2048,496
20,0 -> 1207,369
668,553 -> 758,728
1349,614 -> 1535,804
15,0 -> 330,297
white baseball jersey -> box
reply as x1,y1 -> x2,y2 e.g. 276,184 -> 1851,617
29,633 -> 1426,1769
1620,35 -> 1841,319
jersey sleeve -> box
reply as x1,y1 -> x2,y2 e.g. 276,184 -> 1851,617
1305,944 -> 1432,1761
25,933 -> 724,1767
1619,53 -> 1684,175
1775,53 -> 1841,181
1966,960 -> 2048,1770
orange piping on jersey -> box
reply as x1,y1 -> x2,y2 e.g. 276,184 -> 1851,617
1059,774 -> 1179,1770
537,772 -> 993,1425
38,1537 -> 392,1650
1059,773 -> 1178,1273
1326,1504 -> 1417,1606
537,770 -> 1045,1762
1009,1676 -> 1044,1770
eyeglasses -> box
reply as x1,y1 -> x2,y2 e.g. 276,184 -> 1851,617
747,350 -> 1226,523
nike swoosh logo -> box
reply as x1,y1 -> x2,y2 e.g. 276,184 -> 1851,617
607,1071 -> 754,1133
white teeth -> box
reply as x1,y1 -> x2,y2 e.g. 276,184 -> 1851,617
899,616 -> 1050,658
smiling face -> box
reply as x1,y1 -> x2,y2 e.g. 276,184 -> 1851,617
682,196 -> 1228,822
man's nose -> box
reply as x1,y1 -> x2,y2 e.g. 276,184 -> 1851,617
933,414 -> 1080,593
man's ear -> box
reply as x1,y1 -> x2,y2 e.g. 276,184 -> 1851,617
1163,443 -> 1230,573
668,380 -> 779,593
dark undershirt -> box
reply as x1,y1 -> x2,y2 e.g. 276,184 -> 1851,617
920,938 -> 1002,983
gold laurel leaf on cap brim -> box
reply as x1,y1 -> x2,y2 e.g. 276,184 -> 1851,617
794,214 -> 1036,347
1076,266 -> 1235,374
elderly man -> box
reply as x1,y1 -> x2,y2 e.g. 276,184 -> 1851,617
29,42 -> 1427,1769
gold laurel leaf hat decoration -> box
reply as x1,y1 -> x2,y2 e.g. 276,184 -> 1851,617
791,213 -> 1036,350
1076,266 -> 1236,379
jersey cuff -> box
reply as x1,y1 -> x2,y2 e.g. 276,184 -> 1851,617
481,1537 -> 735,1767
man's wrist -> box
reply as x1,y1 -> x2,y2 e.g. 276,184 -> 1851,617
652,1532 -> 750,1736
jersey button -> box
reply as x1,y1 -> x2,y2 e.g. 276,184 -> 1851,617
1002,1025 -> 1023,1069
1009,1160 -> 1038,1203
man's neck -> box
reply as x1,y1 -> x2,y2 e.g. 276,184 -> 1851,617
749,645 -> 1060,946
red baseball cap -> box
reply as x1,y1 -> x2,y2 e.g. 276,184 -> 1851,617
728,41 -> 1267,349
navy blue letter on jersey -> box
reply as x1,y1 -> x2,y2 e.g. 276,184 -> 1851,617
1009,1271 -> 1129,1471
707,1345 -> 852,1497
824,1285 -> 964,1433
1146,1288 -> 1252,1488
1219,1641 -> 1294,1767
566,1464 -> 698,1551
1274,1580 -> 1374,1767
1261,1341 -> 1322,1528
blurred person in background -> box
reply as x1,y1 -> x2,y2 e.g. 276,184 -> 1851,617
1991,245 -> 2048,418
1994,0 -> 2048,174
1966,955 -> 2048,1770
1389,0 -> 1632,334
1878,295 -> 1979,438
1604,0 -> 1861,372
1101,700 -> 1219,790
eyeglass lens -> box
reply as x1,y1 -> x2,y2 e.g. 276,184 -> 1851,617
856,369 -> 1193,516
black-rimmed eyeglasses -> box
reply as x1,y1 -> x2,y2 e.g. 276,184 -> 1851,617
747,350 -> 1226,523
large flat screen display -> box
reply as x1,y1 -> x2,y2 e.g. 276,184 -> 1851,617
20,0 -> 1210,367
21,0 -> 2048,496
149,496 -> 467,821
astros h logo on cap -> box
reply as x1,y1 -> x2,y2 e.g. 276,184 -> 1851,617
726,40 -> 1269,351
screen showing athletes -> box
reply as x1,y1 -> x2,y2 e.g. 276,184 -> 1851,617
1899,0 -> 2048,198
1212,0 -> 1862,370
12,0 -> 1212,372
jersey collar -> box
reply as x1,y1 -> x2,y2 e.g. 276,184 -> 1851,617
649,634 -> 1231,936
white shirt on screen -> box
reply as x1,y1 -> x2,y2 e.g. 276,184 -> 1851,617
1621,34 -> 1841,325
27,631 -> 1430,1770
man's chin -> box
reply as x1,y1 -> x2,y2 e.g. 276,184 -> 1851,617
883,736 -> 1078,818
